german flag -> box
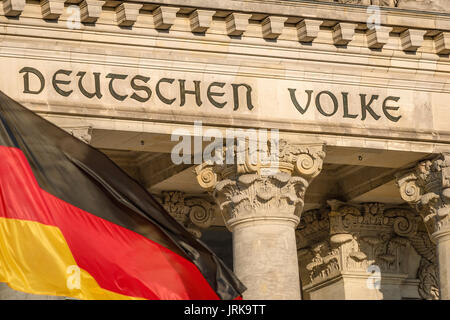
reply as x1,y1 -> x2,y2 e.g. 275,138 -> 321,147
0,91 -> 245,300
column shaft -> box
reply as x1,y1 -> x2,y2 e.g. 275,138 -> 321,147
434,230 -> 450,299
232,219 -> 300,300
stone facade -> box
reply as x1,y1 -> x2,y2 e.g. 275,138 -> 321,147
0,0 -> 449,300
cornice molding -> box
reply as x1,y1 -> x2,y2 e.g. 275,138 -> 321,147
2,0 -> 450,55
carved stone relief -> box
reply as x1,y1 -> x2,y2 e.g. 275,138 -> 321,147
397,154 -> 450,236
195,139 -> 326,228
296,201 -> 439,299
155,191 -> 215,238
315,0 -> 449,13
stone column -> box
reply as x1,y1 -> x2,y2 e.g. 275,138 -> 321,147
195,140 -> 325,299
397,153 -> 450,299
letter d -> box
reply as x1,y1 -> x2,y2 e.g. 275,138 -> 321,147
19,67 -> 45,94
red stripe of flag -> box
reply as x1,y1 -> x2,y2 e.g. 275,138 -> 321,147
0,145 -> 219,299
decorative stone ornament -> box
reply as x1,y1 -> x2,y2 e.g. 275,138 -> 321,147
261,16 -> 287,39
435,32 -> 450,55
296,19 -> 322,43
213,171 -> 307,228
296,202 -> 439,300
153,6 -> 179,30
40,0 -> 65,20
115,3 -> 143,27
1,0 -> 448,55
189,9 -> 215,33
400,29 -> 426,52
3,0 -> 25,17
396,153 -> 450,299
332,23 -> 357,45
155,191 -> 214,238
396,153 -> 450,235
366,26 -> 393,49
195,140 -> 326,225
225,13 -> 251,36
80,0 -> 105,23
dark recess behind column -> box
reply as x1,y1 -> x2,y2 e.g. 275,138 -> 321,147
200,226 -> 233,270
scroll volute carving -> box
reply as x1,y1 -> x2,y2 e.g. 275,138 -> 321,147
195,163 -> 218,191
194,140 -> 326,226
195,140 -> 326,184
156,191 -> 215,238
396,154 -> 450,235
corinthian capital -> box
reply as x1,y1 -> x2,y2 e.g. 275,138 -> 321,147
155,191 -> 215,238
396,153 -> 450,235
195,139 -> 326,229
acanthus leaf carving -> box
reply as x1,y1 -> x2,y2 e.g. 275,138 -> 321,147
297,201 -> 439,299
195,140 -> 325,229
155,191 -> 215,238
396,153 -> 450,235
418,258 -> 440,300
